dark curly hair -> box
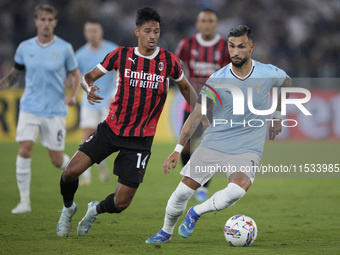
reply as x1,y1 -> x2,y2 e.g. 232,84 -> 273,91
135,7 -> 161,27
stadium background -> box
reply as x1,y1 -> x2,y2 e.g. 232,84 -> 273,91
0,1 -> 339,254
0,0 -> 340,142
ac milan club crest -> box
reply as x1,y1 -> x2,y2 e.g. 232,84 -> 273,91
158,61 -> 164,71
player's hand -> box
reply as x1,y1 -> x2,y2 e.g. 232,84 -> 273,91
269,119 -> 282,140
87,86 -> 103,105
64,95 -> 77,106
163,151 -> 180,175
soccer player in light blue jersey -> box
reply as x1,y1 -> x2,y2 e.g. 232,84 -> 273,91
146,25 -> 292,243
76,20 -> 119,186
0,4 -> 80,214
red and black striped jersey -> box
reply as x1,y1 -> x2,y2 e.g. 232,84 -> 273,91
98,46 -> 183,137
176,33 -> 229,112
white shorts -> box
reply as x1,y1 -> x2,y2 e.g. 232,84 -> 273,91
79,107 -> 109,129
16,112 -> 66,151
180,146 -> 261,186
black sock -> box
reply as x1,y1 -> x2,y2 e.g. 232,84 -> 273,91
60,176 -> 79,208
181,152 -> 190,166
96,193 -> 123,214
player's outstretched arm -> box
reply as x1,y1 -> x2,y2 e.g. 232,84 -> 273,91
176,76 -> 198,109
81,66 -> 105,105
64,68 -> 81,106
0,67 -> 23,91
269,75 -> 292,140
163,102 -> 202,174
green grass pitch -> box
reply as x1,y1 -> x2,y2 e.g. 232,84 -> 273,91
0,141 -> 339,254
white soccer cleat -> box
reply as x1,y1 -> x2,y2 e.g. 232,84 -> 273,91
57,202 -> 77,237
11,202 -> 31,214
77,201 -> 99,236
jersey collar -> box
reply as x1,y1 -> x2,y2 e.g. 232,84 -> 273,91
230,59 -> 255,81
36,35 -> 56,47
196,33 -> 221,47
134,47 -> 160,59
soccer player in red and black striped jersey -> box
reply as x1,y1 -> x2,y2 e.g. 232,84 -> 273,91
56,7 -> 199,237
175,9 -> 230,202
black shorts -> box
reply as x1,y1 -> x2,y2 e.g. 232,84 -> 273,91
79,121 -> 153,184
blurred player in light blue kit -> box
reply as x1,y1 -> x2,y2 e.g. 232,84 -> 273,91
0,4 -> 80,214
146,25 -> 291,243
76,20 -> 118,185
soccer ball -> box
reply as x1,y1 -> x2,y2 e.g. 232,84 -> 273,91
224,214 -> 258,247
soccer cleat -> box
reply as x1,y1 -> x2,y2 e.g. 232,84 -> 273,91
178,207 -> 200,238
145,230 -> 172,243
77,201 -> 99,236
57,202 -> 77,237
11,201 -> 31,214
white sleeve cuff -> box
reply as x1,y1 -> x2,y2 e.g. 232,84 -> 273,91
173,72 -> 184,83
96,63 -> 109,74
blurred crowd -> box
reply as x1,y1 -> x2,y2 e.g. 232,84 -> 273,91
0,0 -> 340,85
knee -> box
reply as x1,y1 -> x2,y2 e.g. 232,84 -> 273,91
51,157 -> 63,168
62,166 -> 79,182
18,147 -> 32,158
114,197 -> 131,212
229,173 -> 252,191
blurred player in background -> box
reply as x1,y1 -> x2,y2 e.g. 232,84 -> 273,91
56,6 -> 201,237
146,25 -> 291,243
175,9 -> 230,202
76,19 -> 119,186
0,4 -> 80,214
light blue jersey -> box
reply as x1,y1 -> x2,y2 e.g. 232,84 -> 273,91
76,40 -> 118,109
200,60 -> 286,156
14,36 -> 78,117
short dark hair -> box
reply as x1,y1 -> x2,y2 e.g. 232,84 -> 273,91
228,25 -> 253,41
135,7 -> 161,27
198,8 -> 218,20
34,4 -> 58,19
85,19 -> 103,27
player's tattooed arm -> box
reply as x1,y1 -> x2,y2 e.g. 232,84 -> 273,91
180,131 -> 190,145
164,103 -> 202,174
178,103 -> 202,146
0,67 -> 23,90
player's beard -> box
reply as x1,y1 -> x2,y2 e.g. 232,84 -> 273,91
231,55 -> 249,68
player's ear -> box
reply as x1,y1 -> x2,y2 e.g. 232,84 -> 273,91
195,20 -> 200,31
34,18 -> 39,28
251,42 -> 255,53
135,27 -> 140,37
